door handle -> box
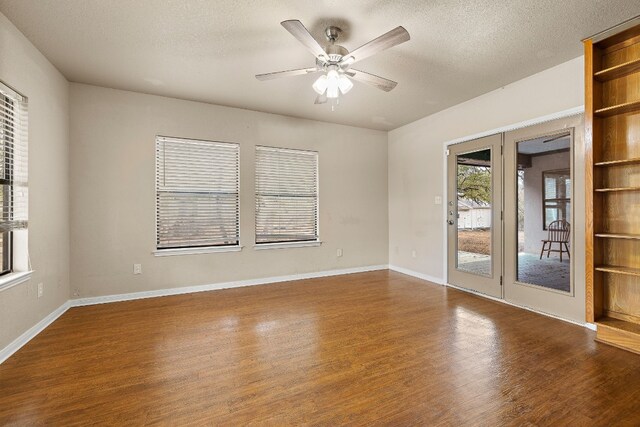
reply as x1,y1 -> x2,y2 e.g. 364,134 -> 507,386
447,220 -> 454,225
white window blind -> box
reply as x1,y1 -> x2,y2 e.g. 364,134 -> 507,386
255,146 -> 318,244
155,136 -> 239,249
0,82 -> 28,233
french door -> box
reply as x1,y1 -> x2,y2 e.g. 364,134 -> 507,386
446,115 -> 584,323
502,115 -> 583,322
447,134 -> 503,298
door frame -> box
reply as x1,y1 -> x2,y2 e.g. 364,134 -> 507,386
442,106 -> 586,322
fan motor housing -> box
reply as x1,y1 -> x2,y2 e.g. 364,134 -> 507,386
324,44 -> 348,62
320,26 -> 349,63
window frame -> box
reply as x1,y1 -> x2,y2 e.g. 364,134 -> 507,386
154,136 -> 241,254
0,90 -> 15,276
0,232 -> 13,276
542,168 -> 571,230
254,145 -> 319,246
0,80 -> 31,292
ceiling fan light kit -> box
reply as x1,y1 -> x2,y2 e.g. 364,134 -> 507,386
256,20 -> 410,106
312,66 -> 353,98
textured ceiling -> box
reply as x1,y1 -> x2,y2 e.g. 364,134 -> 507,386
1,1 -> 639,130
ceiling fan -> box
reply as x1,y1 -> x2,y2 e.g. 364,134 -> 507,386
256,20 -> 410,105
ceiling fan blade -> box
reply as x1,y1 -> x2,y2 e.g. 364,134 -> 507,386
348,69 -> 398,92
255,67 -> 319,81
341,26 -> 410,65
314,92 -> 328,104
281,20 -> 327,59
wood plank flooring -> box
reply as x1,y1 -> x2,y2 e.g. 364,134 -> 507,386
1,270 -> 640,425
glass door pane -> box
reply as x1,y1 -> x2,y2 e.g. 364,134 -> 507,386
456,148 -> 492,277
516,134 -> 571,293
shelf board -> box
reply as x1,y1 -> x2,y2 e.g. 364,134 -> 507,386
596,317 -> 640,355
597,316 -> 640,334
595,233 -> 640,240
605,310 -> 640,325
595,265 -> 640,277
594,186 -> 640,192
595,157 -> 640,166
594,58 -> 640,81
595,99 -> 640,117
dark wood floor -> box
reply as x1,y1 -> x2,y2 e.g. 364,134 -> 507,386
1,270 -> 639,425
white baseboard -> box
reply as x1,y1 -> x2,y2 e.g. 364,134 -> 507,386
445,282 -> 596,331
388,265 -> 445,285
71,264 -> 390,307
0,300 -> 71,365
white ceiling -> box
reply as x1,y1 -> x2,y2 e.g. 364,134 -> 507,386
1,1 -> 638,131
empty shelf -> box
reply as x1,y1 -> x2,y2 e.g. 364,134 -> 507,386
597,316 -> 640,334
595,100 -> 640,117
595,187 -> 640,192
595,157 -> 640,166
595,265 -> 640,277
594,58 -> 640,81
595,233 -> 640,240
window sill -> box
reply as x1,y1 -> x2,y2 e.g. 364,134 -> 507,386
0,270 -> 33,292
254,241 -> 322,250
153,246 -> 243,257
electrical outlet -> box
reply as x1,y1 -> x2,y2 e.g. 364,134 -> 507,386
434,196 -> 442,205
37,283 -> 43,298
337,248 -> 343,257
133,264 -> 142,275
412,250 -> 417,258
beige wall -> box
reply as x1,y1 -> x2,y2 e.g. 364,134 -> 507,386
69,84 -> 388,298
0,12 -> 70,349
388,56 -> 584,284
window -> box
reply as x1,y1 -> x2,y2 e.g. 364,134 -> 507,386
543,169 -> 571,229
255,146 -> 318,245
155,136 -> 239,251
0,82 -> 28,276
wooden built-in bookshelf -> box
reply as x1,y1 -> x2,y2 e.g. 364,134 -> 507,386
585,16 -> 640,355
